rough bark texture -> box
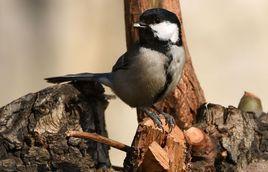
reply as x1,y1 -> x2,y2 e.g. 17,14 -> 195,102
124,116 -> 186,172
0,82 -> 114,172
124,0 -> 206,129
193,103 -> 268,172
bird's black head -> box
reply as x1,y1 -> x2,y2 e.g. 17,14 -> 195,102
134,8 -> 182,46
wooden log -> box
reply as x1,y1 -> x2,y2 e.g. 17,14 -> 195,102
0,82 -> 115,171
124,0 -> 206,129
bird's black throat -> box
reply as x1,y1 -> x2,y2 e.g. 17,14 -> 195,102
140,38 -> 180,55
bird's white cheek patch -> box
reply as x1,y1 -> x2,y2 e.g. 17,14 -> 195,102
150,22 -> 179,43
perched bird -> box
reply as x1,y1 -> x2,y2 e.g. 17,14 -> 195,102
46,8 -> 185,129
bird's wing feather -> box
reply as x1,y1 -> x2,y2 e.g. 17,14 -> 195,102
112,53 -> 130,72
112,43 -> 139,72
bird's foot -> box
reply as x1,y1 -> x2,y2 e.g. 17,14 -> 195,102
139,107 -> 163,130
162,112 -> 176,130
152,105 -> 176,132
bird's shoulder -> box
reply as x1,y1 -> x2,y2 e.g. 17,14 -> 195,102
112,43 -> 141,72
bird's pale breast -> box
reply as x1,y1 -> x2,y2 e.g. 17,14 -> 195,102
112,47 -> 166,107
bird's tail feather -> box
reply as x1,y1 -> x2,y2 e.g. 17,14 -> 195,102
45,73 -> 112,87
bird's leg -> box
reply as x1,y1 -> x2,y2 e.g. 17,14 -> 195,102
139,107 -> 163,129
152,105 -> 176,130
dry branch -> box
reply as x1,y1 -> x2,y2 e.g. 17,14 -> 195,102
66,131 -> 132,153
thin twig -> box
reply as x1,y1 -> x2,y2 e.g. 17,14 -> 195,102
66,131 -> 132,152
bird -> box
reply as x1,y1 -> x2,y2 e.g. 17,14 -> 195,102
45,8 -> 185,130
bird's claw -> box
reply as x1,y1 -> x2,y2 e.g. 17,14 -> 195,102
162,112 -> 176,132
140,107 -> 176,132
147,111 -> 163,130
140,108 -> 163,130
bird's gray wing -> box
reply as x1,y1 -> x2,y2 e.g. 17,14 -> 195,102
112,53 -> 130,72
112,43 -> 139,72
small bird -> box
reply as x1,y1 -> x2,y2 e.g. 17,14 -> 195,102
46,8 -> 185,129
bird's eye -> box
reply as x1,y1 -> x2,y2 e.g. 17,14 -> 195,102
155,18 -> 160,24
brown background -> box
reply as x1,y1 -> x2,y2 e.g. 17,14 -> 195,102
0,0 -> 268,166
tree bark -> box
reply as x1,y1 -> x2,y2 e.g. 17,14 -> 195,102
124,0 -> 206,129
192,103 -> 268,172
0,82 -> 114,171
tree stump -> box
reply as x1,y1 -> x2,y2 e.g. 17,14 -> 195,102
0,82 -> 114,171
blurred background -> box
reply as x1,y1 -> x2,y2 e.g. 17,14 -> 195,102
0,0 -> 268,167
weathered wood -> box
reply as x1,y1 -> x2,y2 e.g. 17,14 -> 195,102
0,82 -> 114,171
194,103 -> 268,171
124,0 -> 206,128
124,116 -> 186,172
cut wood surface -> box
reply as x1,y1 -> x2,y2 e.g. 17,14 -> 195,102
124,116 -> 186,172
124,0 -> 206,128
184,127 -> 216,171
135,141 -> 170,171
